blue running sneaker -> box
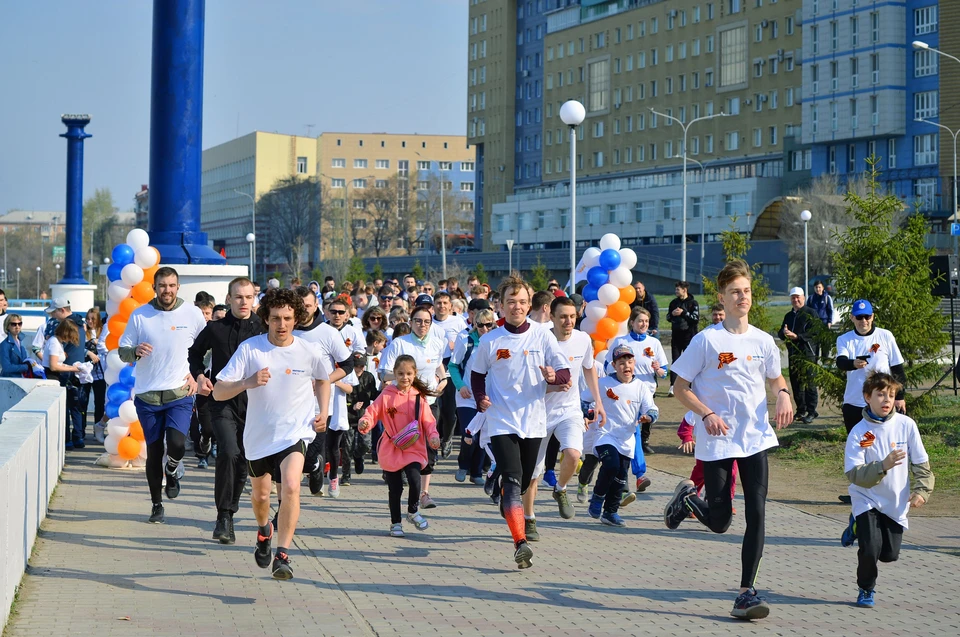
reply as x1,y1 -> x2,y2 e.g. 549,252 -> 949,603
600,511 -> 626,527
588,494 -> 603,519
856,589 -> 875,608
841,513 -> 857,547
543,469 -> 557,487
731,588 -> 770,620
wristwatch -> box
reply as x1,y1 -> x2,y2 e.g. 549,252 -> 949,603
778,388 -> 790,396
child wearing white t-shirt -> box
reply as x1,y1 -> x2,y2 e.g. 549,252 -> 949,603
841,372 -> 934,608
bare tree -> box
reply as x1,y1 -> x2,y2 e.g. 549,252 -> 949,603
257,176 -> 320,274
365,176 -> 402,258
408,172 -> 473,255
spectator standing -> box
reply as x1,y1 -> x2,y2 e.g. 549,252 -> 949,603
777,288 -> 820,423
666,281 -> 699,396
806,280 -> 835,362
630,281 -> 659,337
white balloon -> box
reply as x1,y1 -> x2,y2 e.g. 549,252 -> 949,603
134,246 -> 159,269
119,400 -> 138,424
139,440 -> 148,459
582,247 -> 602,269
104,434 -> 121,456
107,418 -> 130,439
598,283 -> 620,305
585,300 -> 608,321
580,318 -> 597,336
120,263 -> 144,287
595,350 -> 606,368
599,233 -> 622,251
616,321 -> 630,337
126,229 -> 151,251
108,281 -> 132,303
104,365 -> 121,386
106,350 -> 125,371
106,299 -> 120,317
609,266 -> 632,288
619,248 -> 638,270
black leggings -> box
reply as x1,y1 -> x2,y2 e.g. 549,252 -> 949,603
594,444 -> 630,513
578,453 -> 599,487
385,463 -> 422,524
145,429 -> 187,505
543,434 -> 561,473
842,403 -> 864,433
438,380 -> 458,443
489,433 -> 541,504
686,449 -> 769,589
326,429 -> 346,481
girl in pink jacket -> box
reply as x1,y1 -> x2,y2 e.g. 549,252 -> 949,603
360,355 -> 440,537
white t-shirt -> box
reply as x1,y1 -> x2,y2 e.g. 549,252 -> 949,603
380,333 -> 447,405
433,314 -> 468,358
471,324 -> 570,439
603,334 -> 668,394
41,336 -> 66,369
217,334 -> 328,460
119,302 -> 206,394
293,321 -> 351,376
595,374 -> 658,458
330,369 -> 359,431
335,322 -> 366,354
670,323 -> 782,462
836,327 -> 904,407
844,413 -> 929,529
545,330 -> 594,423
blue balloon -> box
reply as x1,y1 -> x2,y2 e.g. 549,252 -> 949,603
119,365 -> 136,387
599,248 -> 622,271
582,284 -> 599,302
105,402 -> 120,419
107,382 -> 131,404
586,266 -> 609,288
112,244 -> 135,267
107,262 -> 123,282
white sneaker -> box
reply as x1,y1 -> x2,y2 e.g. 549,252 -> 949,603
328,478 -> 340,499
668,385 -> 675,397
389,523 -> 404,537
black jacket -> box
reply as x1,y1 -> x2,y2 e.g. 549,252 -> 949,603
631,293 -> 659,333
188,312 -> 265,386
667,296 -> 699,333
777,306 -> 819,359
346,370 -> 380,427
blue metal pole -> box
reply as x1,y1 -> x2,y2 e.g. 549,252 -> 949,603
148,0 -> 224,264
59,115 -> 91,284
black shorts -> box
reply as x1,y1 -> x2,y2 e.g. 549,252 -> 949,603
247,440 -> 307,479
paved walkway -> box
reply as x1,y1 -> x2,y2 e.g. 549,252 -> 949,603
6,448 -> 960,636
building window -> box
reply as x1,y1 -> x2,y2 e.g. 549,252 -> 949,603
811,25 -> 819,55
461,161 -> 475,171
417,160 -> 430,170
915,178 -> 937,210
353,178 -> 367,188
769,125 -> 778,146
786,16 -> 794,35
332,158 -> 345,168
375,179 -> 388,188
607,203 -> 626,223
723,193 -> 749,216
811,105 -> 819,134
353,200 -> 367,211
461,182 -> 474,191
295,156 -> 308,174
871,54 -> 880,83
915,6 -> 938,35
635,201 -> 653,222
354,159 -> 367,169
848,144 -> 856,172
915,50 -> 938,77
830,20 -> 838,50
871,12 -> 880,43
915,91 -> 939,119
719,26 -> 747,87
850,99 -> 858,129
889,138 -> 897,168
871,95 -> 879,125
851,16 -> 859,46
592,151 -> 604,167
588,59 -> 610,112
331,178 -> 345,188
831,61 -> 838,90
375,159 -> 390,169
725,131 -> 740,150
753,128 -> 762,147
439,161 -> 453,170
915,134 -> 938,165
662,198 -> 681,220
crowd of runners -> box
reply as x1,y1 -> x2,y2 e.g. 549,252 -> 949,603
17,262 -> 935,619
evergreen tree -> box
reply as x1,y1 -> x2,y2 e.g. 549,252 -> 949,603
700,217 -> 773,332
814,160 -> 947,414
472,262 -> 489,285
528,256 -> 550,292
371,262 -> 384,282
345,255 -> 368,282
310,267 -> 323,285
411,260 -> 425,281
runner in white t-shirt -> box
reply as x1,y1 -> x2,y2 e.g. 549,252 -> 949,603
215,288 -> 330,581
662,259 -> 794,621
431,292 -> 468,457
323,297 -> 365,498
525,296 -> 604,531
471,275 -> 570,569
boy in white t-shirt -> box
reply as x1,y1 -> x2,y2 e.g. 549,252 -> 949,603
663,259 -> 794,621
214,289 -> 331,581
841,372 -> 934,608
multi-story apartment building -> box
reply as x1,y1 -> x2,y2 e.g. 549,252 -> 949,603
474,0 -> 801,263
800,0 -> 945,225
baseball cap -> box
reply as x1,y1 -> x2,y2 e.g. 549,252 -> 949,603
468,298 -> 491,312
552,289 -> 567,298
414,294 -> 434,307
788,287 -> 804,297
569,293 -> 585,311
612,344 -> 635,361
44,297 -> 71,313
351,351 -> 368,366
852,299 -> 873,316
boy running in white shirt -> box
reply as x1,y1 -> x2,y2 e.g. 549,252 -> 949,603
663,259 -> 793,620
842,372 -> 934,608
590,344 -> 658,527
214,289 -> 331,580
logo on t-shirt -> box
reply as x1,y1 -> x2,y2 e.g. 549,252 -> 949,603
859,431 -> 876,448
644,347 -> 654,358
871,343 -> 880,354
717,352 -> 737,369
496,349 -> 512,360
386,407 -> 398,417
606,388 -> 620,401
285,369 -> 292,375
345,338 -> 353,347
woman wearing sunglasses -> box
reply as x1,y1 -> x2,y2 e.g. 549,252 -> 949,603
1,313 -> 33,377
362,305 -> 391,340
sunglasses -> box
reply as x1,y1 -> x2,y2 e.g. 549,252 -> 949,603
476,322 -> 494,329
8,322 -> 21,326
328,309 -> 347,316
854,315 -> 873,321
379,295 -> 395,302
369,316 -> 384,321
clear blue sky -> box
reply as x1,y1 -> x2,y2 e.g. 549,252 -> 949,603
0,0 -> 468,215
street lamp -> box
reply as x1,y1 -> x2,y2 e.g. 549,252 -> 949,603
650,108 -> 730,281
16,267 -> 20,300
235,189 -> 257,281
87,259 -> 93,286
917,117 -> 960,255
103,257 -> 110,301
246,233 -> 256,277
439,162 -> 447,279
506,238 -> 515,274
560,100 -> 586,294
801,209 -> 812,295
681,155 -> 708,293
36,266 -> 41,298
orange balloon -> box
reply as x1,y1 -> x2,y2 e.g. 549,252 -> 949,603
128,420 -> 145,442
105,332 -> 120,351
142,265 -> 159,285
117,435 -> 140,461
107,316 -> 127,335
595,317 -> 618,341
131,281 -> 155,304
118,297 -> 139,320
592,339 -> 607,354
606,301 -> 631,323
618,285 -> 637,305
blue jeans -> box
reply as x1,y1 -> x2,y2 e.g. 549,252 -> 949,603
66,384 -> 89,443
595,444 -> 631,513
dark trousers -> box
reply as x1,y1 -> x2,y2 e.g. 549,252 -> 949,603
788,355 -> 818,416
326,429 -> 346,481
342,426 -> 371,481
578,453 -> 599,487
420,403 -> 440,476
91,379 -> 107,424
594,444 -> 630,513
211,401 -> 247,515
385,462 -> 422,524
437,380 -> 458,444
842,403 -> 864,433
456,407 -> 486,477
670,330 -> 694,384
686,450 -> 769,589
856,509 -> 904,591
65,384 -> 88,443
190,394 -> 213,459
543,434 -> 561,473
305,428 -> 328,475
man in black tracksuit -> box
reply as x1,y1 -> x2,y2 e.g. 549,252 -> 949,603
777,287 -> 820,423
189,278 -> 264,545
667,281 -> 699,396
